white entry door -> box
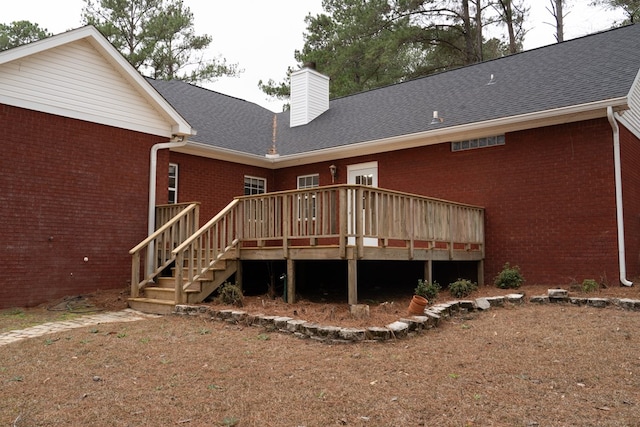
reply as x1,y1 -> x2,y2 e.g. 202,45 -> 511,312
347,162 -> 378,246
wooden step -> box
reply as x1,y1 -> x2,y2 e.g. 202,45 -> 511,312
143,286 -> 199,301
128,298 -> 175,315
156,275 -> 212,289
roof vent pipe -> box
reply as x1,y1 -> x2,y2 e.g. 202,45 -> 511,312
607,106 -> 633,286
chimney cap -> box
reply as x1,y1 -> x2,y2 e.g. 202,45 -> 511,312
303,61 -> 317,70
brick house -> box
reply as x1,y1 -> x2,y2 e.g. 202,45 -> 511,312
2,24 -> 640,310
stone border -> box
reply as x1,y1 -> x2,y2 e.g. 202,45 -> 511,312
174,290 -> 640,344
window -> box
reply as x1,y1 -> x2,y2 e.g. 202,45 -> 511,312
168,163 -> 178,204
297,174 -> 319,219
244,176 -> 266,195
297,174 -> 319,190
452,135 -> 505,152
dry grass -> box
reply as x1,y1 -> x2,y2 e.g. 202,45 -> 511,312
1,284 -> 640,426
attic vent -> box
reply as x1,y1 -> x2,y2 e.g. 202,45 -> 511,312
452,135 -> 505,151
290,67 -> 329,127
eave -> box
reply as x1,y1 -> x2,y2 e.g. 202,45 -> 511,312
174,97 -> 629,169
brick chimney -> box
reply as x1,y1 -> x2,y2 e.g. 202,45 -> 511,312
290,63 -> 329,127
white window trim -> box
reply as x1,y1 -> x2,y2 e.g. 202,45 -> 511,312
296,174 -> 319,220
244,175 -> 267,195
168,163 -> 178,204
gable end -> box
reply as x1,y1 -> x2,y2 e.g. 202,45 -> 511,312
0,38 -> 174,137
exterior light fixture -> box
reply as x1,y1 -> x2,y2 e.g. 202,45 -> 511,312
329,164 -> 337,183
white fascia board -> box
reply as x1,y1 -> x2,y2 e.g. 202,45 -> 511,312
174,98 -> 629,170
270,97 -> 629,168
171,141 -> 270,168
0,26 -> 194,137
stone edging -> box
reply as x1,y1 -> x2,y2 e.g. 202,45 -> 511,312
174,289 -> 640,344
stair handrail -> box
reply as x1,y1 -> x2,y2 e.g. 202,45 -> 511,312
171,199 -> 241,303
129,202 -> 200,298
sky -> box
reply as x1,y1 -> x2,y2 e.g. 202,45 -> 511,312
2,0 -> 625,112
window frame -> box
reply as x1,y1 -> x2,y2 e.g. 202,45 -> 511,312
244,175 -> 267,195
297,174 -> 320,220
168,163 -> 178,204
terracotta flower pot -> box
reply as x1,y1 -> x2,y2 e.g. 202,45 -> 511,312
408,295 -> 428,315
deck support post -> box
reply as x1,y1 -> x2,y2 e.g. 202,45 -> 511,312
348,259 -> 358,305
286,259 -> 295,303
235,260 -> 243,291
477,260 -> 484,286
424,259 -> 433,284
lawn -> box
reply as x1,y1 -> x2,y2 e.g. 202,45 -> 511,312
1,284 -> 639,426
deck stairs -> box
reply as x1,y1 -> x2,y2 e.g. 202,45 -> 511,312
128,201 -> 241,314
128,254 -> 237,314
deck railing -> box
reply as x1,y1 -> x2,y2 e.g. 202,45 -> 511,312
236,185 -> 484,258
129,203 -> 200,297
172,199 -> 241,303
155,202 -> 196,229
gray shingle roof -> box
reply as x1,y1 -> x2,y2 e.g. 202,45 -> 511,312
150,24 -> 640,157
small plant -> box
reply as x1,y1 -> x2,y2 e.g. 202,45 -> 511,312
449,279 -> 477,298
494,263 -> 525,289
217,282 -> 244,307
414,279 -> 441,301
582,278 -> 599,293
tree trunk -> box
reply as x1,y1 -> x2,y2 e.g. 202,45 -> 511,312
554,0 -> 564,42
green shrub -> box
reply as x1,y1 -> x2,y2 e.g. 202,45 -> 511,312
494,263 -> 525,289
217,282 -> 244,307
415,279 -> 441,301
449,279 -> 477,298
581,279 -> 599,293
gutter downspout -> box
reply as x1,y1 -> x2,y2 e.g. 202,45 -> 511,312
146,136 -> 188,277
607,106 -> 633,286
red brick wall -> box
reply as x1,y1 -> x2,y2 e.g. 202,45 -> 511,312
1,105 -> 162,308
620,123 -> 640,282
168,152 -> 273,222
274,119 -> 623,286
171,118 -> 632,288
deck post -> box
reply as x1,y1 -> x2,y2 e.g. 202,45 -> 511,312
424,259 -> 433,284
131,252 -> 140,298
348,258 -> 358,305
235,260 -> 243,291
339,188 -> 347,258
286,258 -> 295,303
477,260 -> 484,286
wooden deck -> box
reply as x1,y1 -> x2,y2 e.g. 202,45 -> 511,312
130,185 -> 484,308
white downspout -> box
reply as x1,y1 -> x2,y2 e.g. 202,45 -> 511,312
607,106 -> 633,286
146,136 -> 188,277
